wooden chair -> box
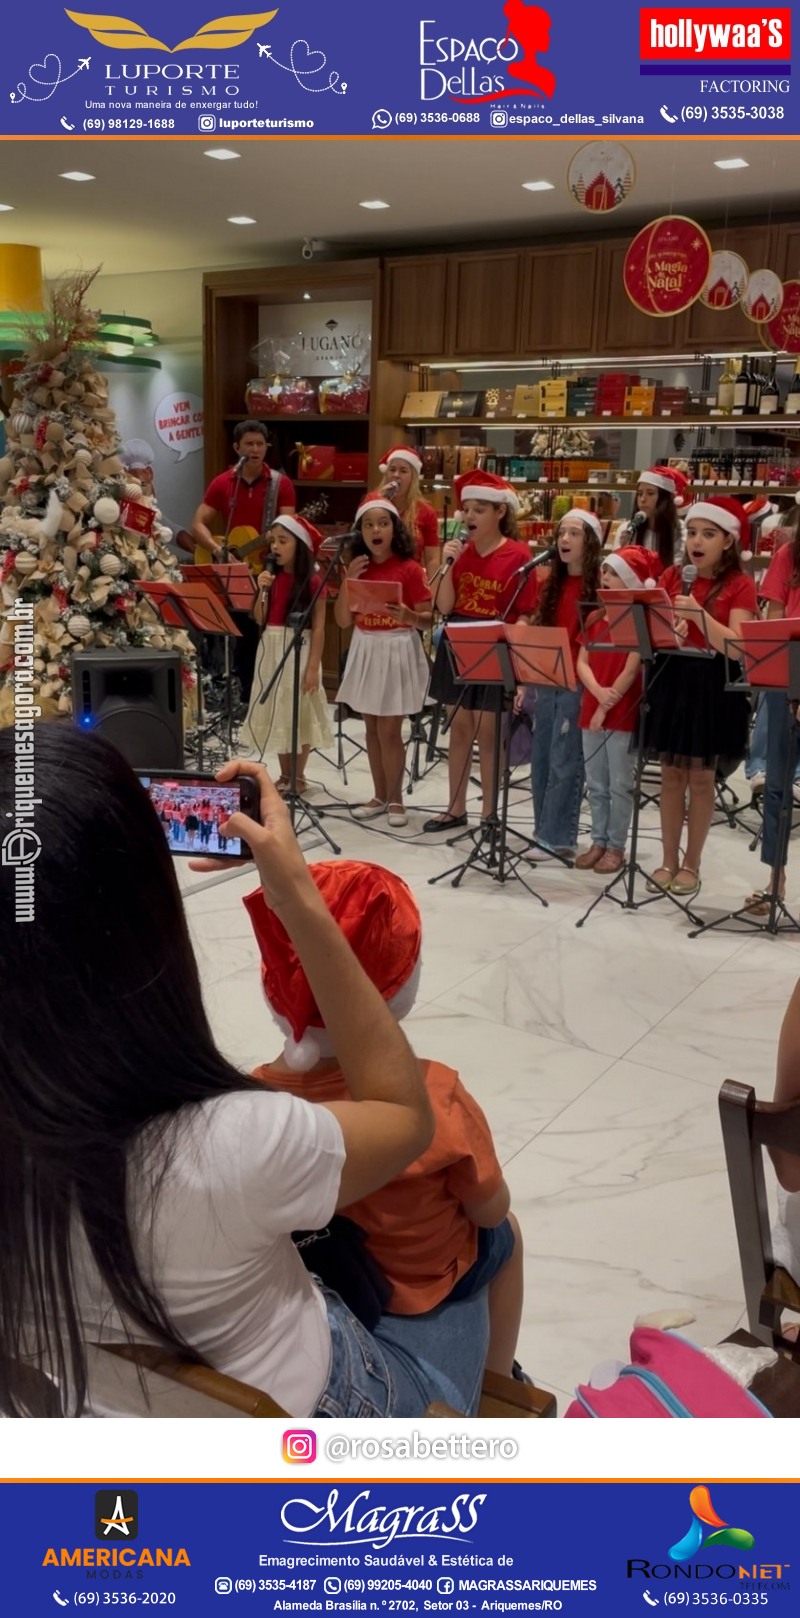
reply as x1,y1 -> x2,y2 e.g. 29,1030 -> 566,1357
718,1077 -> 800,1356
94,1344 -> 556,1419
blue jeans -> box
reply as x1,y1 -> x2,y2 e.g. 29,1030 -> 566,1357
746,694 -> 768,779
582,727 -> 636,851
313,1284 -> 490,1418
529,684 -> 584,852
762,688 -> 800,870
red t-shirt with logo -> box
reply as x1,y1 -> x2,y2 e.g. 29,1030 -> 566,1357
265,570 -> 325,627
660,565 -> 757,649
410,501 -> 440,562
579,615 -> 641,733
451,539 -> 538,621
760,541 -> 800,621
353,556 -> 431,632
203,466 -> 296,534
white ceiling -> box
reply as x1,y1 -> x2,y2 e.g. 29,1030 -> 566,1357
0,137 -> 794,277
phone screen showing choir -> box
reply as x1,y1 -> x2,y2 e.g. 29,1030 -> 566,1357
139,778 -> 244,856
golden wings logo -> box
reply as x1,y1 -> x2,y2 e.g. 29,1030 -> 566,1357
65,9 -> 278,52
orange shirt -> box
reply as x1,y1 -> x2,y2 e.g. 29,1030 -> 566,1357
252,1058 -> 503,1314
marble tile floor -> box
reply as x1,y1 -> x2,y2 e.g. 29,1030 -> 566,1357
176,720 -> 800,1408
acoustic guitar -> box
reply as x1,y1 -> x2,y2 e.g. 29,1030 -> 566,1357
193,494 -> 330,574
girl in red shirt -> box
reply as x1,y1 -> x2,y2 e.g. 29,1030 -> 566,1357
645,496 -> 757,898
335,495 -> 432,827
378,445 -> 440,581
745,493 -> 800,913
528,509 -> 602,856
241,514 -> 332,794
425,471 -> 537,833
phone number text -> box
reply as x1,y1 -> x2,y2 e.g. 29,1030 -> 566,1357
679,105 -> 784,121
82,119 -> 176,130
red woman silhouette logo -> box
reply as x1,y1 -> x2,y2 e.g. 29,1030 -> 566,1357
502,0 -> 556,100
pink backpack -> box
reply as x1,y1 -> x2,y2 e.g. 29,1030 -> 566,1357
564,1327 -> 772,1418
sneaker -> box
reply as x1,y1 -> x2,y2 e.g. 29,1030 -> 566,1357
351,800 -> 387,821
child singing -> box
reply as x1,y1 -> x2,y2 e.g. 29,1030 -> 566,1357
615,465 -> 689,568
574,547 -> 655,873
240,514 -> 332,794
334,494 -> 432,828
378,445 -> 441,582
424,470 -> 537,834
527,508 -> 602,858
645,496 -> 757,898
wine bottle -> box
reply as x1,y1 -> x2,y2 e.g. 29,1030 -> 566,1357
759,357 -> 780,416
746,356 -> 762,414
716,357 -> 736,414
732,357 -> 749,414
785,359 -> 800,417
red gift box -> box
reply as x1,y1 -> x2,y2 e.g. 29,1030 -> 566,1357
120,499 -> 155,537
295,444 -> 335,481
334,451 -> 369,482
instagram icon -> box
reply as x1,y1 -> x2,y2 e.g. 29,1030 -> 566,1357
283,1430 -> 317,1464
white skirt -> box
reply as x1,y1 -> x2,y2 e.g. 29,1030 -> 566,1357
336,628 -> 431,717
241,625 -> 332,754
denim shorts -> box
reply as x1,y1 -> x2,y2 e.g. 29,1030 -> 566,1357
448,1218 -> 515,1301
312,1283 -> 490,1419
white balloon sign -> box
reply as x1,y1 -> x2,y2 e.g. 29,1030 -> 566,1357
154,392 -> 204,463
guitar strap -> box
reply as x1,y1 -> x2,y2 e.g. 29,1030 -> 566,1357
262,466 -> 281,542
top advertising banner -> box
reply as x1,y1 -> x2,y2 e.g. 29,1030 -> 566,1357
0,1 -> 797,138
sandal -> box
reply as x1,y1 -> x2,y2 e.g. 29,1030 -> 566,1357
274,776 -> 290,795
744,887 -> 785,917
670,867 -> 701,898
646,866 -> 676,894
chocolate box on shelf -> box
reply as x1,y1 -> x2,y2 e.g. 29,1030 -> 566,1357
438,390 -> 481,418
511,384 -> 542,418
480,387 -> 516,419
400,390 -> 445,420
333,450 -> 369,482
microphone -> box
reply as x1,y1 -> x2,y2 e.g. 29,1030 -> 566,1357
382,479 -> 400,502
681,563 -> 698,594
263,554 -> 279,577
234,454 -> 247,473
443,524 -> 470,573
627,509 -> 647,537
510,540 -> 559,579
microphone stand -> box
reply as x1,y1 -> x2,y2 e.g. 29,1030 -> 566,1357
218,461 -> 245,759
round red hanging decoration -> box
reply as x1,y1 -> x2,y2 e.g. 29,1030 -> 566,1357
623,215 -> 712,317
764,281 -> 800,354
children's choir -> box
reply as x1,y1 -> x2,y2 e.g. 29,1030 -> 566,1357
220,456 -> 786,903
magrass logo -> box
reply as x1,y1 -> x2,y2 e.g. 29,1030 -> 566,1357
668,1485 -> 754,1561
95,1491 -> 138,1541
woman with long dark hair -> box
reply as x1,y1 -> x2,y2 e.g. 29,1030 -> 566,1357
615,467 -> 688,570
0,728 -> 492,1417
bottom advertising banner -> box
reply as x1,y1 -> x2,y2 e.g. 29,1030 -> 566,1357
1,1482 -> 796,1615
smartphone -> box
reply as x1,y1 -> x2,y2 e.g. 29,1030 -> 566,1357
138,770 -> 259,861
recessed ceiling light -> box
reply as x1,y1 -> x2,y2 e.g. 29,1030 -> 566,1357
522,180 -> 554,192
359,199 -> 390,210
0,203 -> 14,212
303,293 -> 311,301
59,171 -> 95,182
714,157 -> 749,170
227,215 -> 256,225
204,147 -> 240,160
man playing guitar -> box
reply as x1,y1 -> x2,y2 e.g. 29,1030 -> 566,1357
191,420 -> 296,704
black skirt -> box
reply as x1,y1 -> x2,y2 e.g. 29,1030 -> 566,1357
645,649 -> 750,775
429,615 -> 502,713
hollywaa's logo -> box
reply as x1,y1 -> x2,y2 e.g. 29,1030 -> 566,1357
420,1 -> 556,104
66,8 -> 277,52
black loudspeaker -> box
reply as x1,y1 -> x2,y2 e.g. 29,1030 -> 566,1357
72,649 -> 184,769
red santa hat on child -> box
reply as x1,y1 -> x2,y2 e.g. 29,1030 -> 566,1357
603,545 -> 662,591
557,507 -> 604,545
453,469 -> 519,512
684,495 -> 751,558
638,466 -> 692,508
378,444 -> 423,475
355,490 -> 399,523
273,513 -> 323,553
243,861 -> 423,1072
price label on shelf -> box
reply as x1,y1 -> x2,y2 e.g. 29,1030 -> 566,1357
576,410 -> 586,417
559,477 -> 569,484
709,409 -> 723,417
546,410 -> 560,418
446,412 -> 456,418
602,410 -> 611,417
485,411 -> 496,419
753,480 -> 765,486
632,410 -> 643,417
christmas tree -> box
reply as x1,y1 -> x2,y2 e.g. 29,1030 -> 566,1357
0,270 -> 194,724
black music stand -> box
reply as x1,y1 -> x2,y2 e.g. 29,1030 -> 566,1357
428,623 -> 547,900
135,580 -> 241,773
689,631 -> 800,939
575,592 -> 712,930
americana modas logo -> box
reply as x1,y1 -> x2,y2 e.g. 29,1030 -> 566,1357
95,1491 -> 138,1542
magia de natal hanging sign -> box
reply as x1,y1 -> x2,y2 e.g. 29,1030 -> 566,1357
699,250 -> 750,310
762,281 -> 800,355
623,216 -> 712,317
567,142 -> 635,213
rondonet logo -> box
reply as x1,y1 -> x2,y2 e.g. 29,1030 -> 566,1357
640,8 -> 792,61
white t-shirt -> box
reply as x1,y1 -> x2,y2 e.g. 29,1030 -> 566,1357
613,519 -> 685,564
71,1089 -> 346,1416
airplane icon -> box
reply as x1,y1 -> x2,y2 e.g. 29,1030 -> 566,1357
257,42 -> 272,56
78,58 -> 91,69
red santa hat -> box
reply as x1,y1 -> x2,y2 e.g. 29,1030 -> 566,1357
602,546 -> 662,591
355,490 -> 399,523
378,444 -> 423,475
273,513 -> 323,553
557,507 -> 603,546
684,495 -> 750,556
744,497 -> 777,521
638,466 -> 692,508
242,861 -> 422,1072
453,469 -> 520,512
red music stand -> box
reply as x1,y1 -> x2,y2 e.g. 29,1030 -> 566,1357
428,622 -> 547,900
136,580 -> 241,769
182,562 -> 257,614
